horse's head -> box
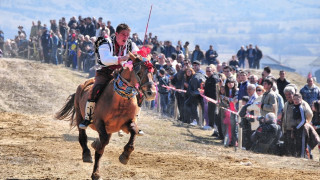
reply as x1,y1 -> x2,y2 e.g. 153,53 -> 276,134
127,51 -> 156,101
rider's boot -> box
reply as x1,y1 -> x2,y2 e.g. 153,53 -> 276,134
79,101 -> 95,130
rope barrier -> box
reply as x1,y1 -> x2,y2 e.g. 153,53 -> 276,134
161,84 -> 258,119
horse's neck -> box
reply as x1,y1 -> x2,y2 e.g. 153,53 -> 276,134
119,69 -> 134,86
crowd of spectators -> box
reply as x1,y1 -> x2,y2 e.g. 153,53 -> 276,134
1,16 -> 319,159
150,55 -> 320,158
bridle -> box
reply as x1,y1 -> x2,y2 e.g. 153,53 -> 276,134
113,59 -> 154,99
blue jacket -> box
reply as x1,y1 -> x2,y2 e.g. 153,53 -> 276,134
300,84 -> 320,107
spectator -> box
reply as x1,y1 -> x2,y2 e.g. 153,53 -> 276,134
18,25 -> 27,38
51,31 -> 59,65
281,86 -> 304,156
50,19 -> 58,33
204,65 -> 221,135
222,66 -> 234,85
258,66 -> 273,85
247,85 -> 265,122
95,22 -> 101,37
67,33 -> 78,68
237,46 -> 246,68
191,45 -> 204,64
163,41 -> 176,58
155,53 -> 166,70
311,100 -> 320,136
259,78 -> 278,117
182,67 -> 195,123
238,96 -> 254,150
246,44 -> 256,68
276,70 -> 290,102
290,93 -> 313,157
17,34 -> 28,58
177,40 -> 184,52
175,45 -> 183,55
229,55 -> 239,68
253,45 -> 263,69
107,21 -> 115,36
300,76 -> 320,108
272,84 -> 284,120
77,15 -> 82,26
246,84 -> 260,130
59,21 -> 68,42
85,17 -> 96,37
157,69 -> 170,116
205,45 -> 218,65
249,74 -> 259,86
152,41 -> 164,54
171,63 -> 185,121
30,21 -> 38,39
238,71 -> 249,102
221,76 -> 238,147
68,16 -> 77,28
251,113 -> 282,154
41,27 -> 51,63
132,33 -> 143,47
78,20 -> 86,35
183,41 -> 189,59
185,61 -> 206,125
177,53 -> 184,64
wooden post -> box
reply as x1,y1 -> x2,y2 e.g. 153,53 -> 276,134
174,96 -> 178,120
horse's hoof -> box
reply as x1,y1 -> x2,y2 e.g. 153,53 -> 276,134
119,154 -> 129,165
82,152 -> 93,163
91,172 -> 102,180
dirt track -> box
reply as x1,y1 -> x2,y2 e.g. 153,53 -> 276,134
0,58 -> 319,180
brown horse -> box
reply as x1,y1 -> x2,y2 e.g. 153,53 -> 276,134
55,52 -> 156,180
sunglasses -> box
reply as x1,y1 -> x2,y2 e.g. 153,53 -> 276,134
206,71 -> 211,72
256,89 -> 262,92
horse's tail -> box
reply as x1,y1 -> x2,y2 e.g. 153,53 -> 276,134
55,93 -> 76,123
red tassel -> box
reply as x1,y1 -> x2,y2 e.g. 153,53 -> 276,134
137,47 -> 151,57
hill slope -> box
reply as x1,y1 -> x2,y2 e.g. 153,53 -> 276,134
0,58 -> 319,179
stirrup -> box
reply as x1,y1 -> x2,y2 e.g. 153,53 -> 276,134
79,120 -> 91,130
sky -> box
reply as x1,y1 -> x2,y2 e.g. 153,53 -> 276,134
0,0 -> 319,58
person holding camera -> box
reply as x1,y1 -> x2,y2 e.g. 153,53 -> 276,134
251,113 -> 282,154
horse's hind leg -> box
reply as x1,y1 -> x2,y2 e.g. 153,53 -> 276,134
119,120 -> 138,165
91,120 -> 111,180
79,128 -> 93,163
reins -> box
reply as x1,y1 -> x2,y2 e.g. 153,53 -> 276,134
113,60 -> 154,99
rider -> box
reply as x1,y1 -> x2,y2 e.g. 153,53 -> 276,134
79,23 -> 139,129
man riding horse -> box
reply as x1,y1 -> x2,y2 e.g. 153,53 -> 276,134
79,23 -> 139,129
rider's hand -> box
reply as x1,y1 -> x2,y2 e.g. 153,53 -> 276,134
119,54 -> 130,62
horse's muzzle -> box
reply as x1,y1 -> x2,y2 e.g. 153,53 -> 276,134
144,86 -> 157,101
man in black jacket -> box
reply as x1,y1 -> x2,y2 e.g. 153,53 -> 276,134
205,45 -> 218,65
253,45 -> 263,69
276,70 -> 290,102
204,65 -> 221,137
185,61 -> 206,125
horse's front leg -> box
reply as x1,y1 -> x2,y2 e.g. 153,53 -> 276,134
91,120 -> 111,180
119,120 -> 138,165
